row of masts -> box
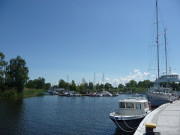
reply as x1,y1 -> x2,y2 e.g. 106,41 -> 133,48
156,0 -> 168,79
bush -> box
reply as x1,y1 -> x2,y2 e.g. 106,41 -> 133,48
0,90 -> 18,99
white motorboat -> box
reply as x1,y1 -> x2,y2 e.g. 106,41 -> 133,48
109,96 -> 151,132
101,91 -> 112,97
66,91 -> 81,97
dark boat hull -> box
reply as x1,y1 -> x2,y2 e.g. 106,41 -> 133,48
110,117 -> 144,132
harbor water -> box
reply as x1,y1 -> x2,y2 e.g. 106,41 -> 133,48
0,94 -> 142,135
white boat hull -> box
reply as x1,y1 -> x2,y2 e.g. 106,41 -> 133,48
177,91 -> 180,98
146,92 -> 177,107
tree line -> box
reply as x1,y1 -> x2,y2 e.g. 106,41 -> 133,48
55,78 -> 180,94
25,77 -> 51,90
0,52 -> 51,94
1,51 -> 180,96
54,79 -> 153,94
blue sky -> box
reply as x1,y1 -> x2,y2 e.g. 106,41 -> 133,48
1,0 -> 180,86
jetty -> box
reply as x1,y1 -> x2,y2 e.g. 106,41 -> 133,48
134,100 -> 180,135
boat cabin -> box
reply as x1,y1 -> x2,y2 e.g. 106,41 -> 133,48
158,74 -> 180,83
117,97 -> 149,116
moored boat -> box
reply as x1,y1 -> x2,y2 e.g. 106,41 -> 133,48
146,0 -> 179,107
59,91 -> 68,96
66,91 -> 81,97
102,91 -> 112,97
112,92 -> 119,96
109,96 -> 151,132
146,80 -> 178,107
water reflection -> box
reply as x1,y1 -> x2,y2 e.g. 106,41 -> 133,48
0,99 -> 24,135
0,94 -> 143,135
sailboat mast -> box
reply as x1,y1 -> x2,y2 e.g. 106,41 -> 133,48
164,29 -> 168,75
102,73 -> 104,92
93,73 -> 96,91
94,73 -> 96,85
156,0 -> 160,79
67,75 -> 69,83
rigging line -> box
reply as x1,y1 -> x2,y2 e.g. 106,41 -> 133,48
149,44 -> 157,76
164,29 -> 169,74
149,15 -> 158,78
158,7 -> 166,29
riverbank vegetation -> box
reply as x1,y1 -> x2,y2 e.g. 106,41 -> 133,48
22,88 -> 47,98
54,79 -> 155,94
0,52 -> 50,100
55,78 -> 180,94
1,51 -> 180,99
0,89 -> 46,100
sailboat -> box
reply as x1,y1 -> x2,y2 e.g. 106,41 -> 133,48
101,73 -> 112,97
146,0 -> 179,107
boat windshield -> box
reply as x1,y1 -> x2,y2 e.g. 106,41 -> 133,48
136,103 -> 141,110
126,102 -> 134,108
119,102 -> 125,108
119,102 -> 138,109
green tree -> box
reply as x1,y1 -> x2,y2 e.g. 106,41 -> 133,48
6,56 -> 29,92
118,84 -> 124,89
126,80 -> 137,88
36,77 -> 45,89
70,80 -> 76,91
45,83 -> 51,90
95,83 -> 100,91
79,83 -> 87,94
99,84 -> 104,91
58,79 -> 66,88
84,82 -> 88,90
25,80 -> 34,88
0,52 -> 7,91
138,80 -> 153,88
25,78 -> 51,90
105,83 -> 112,91
88,82 -> 93,91
76,85 -> 80,92
65,82 -> 70,90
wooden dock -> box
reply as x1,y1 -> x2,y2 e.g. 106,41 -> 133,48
134,100 -> 180,135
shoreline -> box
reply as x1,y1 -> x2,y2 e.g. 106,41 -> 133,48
0,89 -> 47,100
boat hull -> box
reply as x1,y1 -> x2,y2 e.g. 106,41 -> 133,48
109,116 -> 144,132
146,92 -> 177,107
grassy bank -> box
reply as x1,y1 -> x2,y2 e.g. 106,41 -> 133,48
22,89 -> 47,98
0,89 -> 47,100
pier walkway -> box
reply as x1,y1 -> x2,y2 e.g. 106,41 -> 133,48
134,100 -> 180,135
